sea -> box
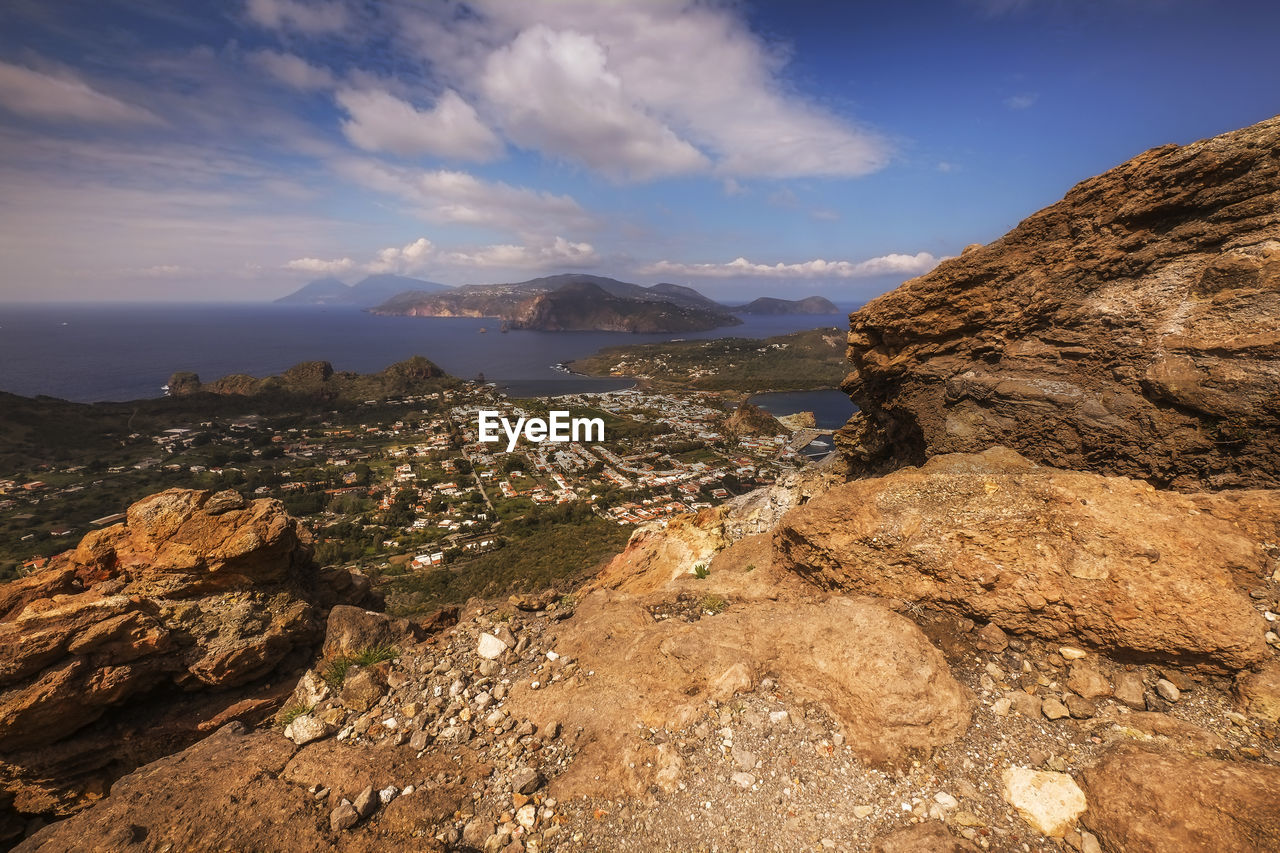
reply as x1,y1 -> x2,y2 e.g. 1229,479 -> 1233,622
0,303 -> 857,404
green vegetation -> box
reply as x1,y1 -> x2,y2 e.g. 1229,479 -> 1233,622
278,704 -> 313,728
692,562 -> 710,579
382,502 -> 631,615
699,593 -> 727,613
568,327 -> 847,394
321,645 -> 398,687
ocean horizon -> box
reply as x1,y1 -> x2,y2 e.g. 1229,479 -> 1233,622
0,302 -> 857,403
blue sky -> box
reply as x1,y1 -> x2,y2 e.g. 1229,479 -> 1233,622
0,0 -> 1277,302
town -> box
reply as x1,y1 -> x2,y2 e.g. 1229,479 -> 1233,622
0,382 -> 821,613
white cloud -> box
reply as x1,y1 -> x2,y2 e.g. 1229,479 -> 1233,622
480,25 -> 708,181
244,0 -> 348,35
250,50 -> 334,91
285,256 -> 355,274
441,236 -> 598,269
284,235 -> 596,278
640,252 -> 945,279
336,87 -> 503,161
336,159 -> 591,238
0,61 -> 162,125
1004,93 -> 1039,110
367,237 -> 435,274
458,1 -> 889,179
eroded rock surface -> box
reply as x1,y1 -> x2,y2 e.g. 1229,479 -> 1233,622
1081,744 -> 1280,852
838,115 -> 1280,489
0,489 -> 375,831
774,448 -> 1273,670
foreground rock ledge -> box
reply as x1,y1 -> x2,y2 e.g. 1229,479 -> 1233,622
774,448 -> 1274,671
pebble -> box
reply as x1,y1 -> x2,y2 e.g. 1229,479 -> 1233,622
1059,646 -> 1087,660
478,633 -> 508,660
353,785 -> 377,818
933,791 -> 959,809
1042,697 -> 1070,720
768,710 -> 790,725
853,805 -> 874,819
512,766 -> 544,795
1155,679 -> 1181,702
730,772 -> 756,788
329,800 -> 359,831
378,785 -> 399,805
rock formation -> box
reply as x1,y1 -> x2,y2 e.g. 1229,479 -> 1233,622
0,489 -> 376,836
165,356 -> 447,400
838,115 -> 1280,489
774,447 -> 1275,671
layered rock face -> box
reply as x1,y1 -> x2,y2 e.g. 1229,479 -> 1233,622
0,489 -> 374,832
774,448 -> 1276,671
839,115 -> 1280,489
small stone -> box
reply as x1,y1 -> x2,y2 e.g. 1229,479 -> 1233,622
1113,671 -> 1147,710
1065,694 -> 1096,719
410,730 -> 429,752
330,800 -> 359,831
992,697 -> 1012,716
731,744 -> 756,771
1009,691 -> 1042,719
378,785 -> 399,804
284,714 -> 336,746
512,766 -> 543,795
730,772 -> 755,788
1001,767 -> 1087,837
515,803 -> 537,831
353,785 -> 377,818
478,633 -> 509,660
853,805 -> 874,819
976,622 -> 1009,652
1042,697 -> 1070,720
463,819 -> 493,848
768,710 -> 790,725
1066,664 -> 1111,700
1059,646 -> 1087,660
934,791 -> 959,809
1155,679 -> 1181,702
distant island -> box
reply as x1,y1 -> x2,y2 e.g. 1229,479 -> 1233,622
275,274 -> 451,308
166,355 -> 453,402
568,326 -> 846,393
729,295 -> 839,315
370,273 -> 741,333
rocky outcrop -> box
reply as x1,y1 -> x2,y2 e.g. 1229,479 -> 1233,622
838,115 -> 1280,489
773,448 -> 1275,671
165,356 -> 447,400
0,489 -> 375,833
724,400 -> 785,437
1081,744 -> 1280,852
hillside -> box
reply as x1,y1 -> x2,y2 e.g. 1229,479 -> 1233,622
568,326 -> 846,393
372,274 -> 740,332
166,356 -> 452,402
731,295 -> 840,315
276,275 -> 451,307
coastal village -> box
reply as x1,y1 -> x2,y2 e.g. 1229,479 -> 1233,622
0,382 -> 817,590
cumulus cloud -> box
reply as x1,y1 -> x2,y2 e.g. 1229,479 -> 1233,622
460,1 -> 889,179
250,50 -> 334,91
640,252 -> 945,279
284,235 -> 596,277
441,236 -> 598,269
244,0 -> 348,35
336,159 -> 591,238
284,256 -> 355,274
367,237 -> 435,274
335,87 -> 503,161
480,25 -> 708,181
0,61 -> 162,125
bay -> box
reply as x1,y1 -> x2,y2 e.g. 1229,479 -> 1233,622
0,303 -> 854,403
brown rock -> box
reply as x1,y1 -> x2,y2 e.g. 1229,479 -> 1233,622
1066,664 -> 1111,700
0,488 -> 377,828
1113,671 -> 1147,710
505,592 -> 971,798
975,622 -> 1008,652
339,666 -> 387,714
1082,744 -> 1280,852
871,820 -> 980,852
773,448 -> 1270,671
837,115 -> 1280,490
1235,660 -> 1280,724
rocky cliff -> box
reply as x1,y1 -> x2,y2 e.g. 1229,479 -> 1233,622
838,115 -> 1280,489
166,356 -> 448,401
0,489 -> 376,841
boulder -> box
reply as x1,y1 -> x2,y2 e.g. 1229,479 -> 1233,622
1234,660 -> 1280,724
0,488 -> 375,829
504,591 -> 971,798
773,448 -> 1271,671
1081,744 -> 1280,852
837,115 -> 1280,490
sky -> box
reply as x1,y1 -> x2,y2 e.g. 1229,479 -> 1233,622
0,0 -> 1278,303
